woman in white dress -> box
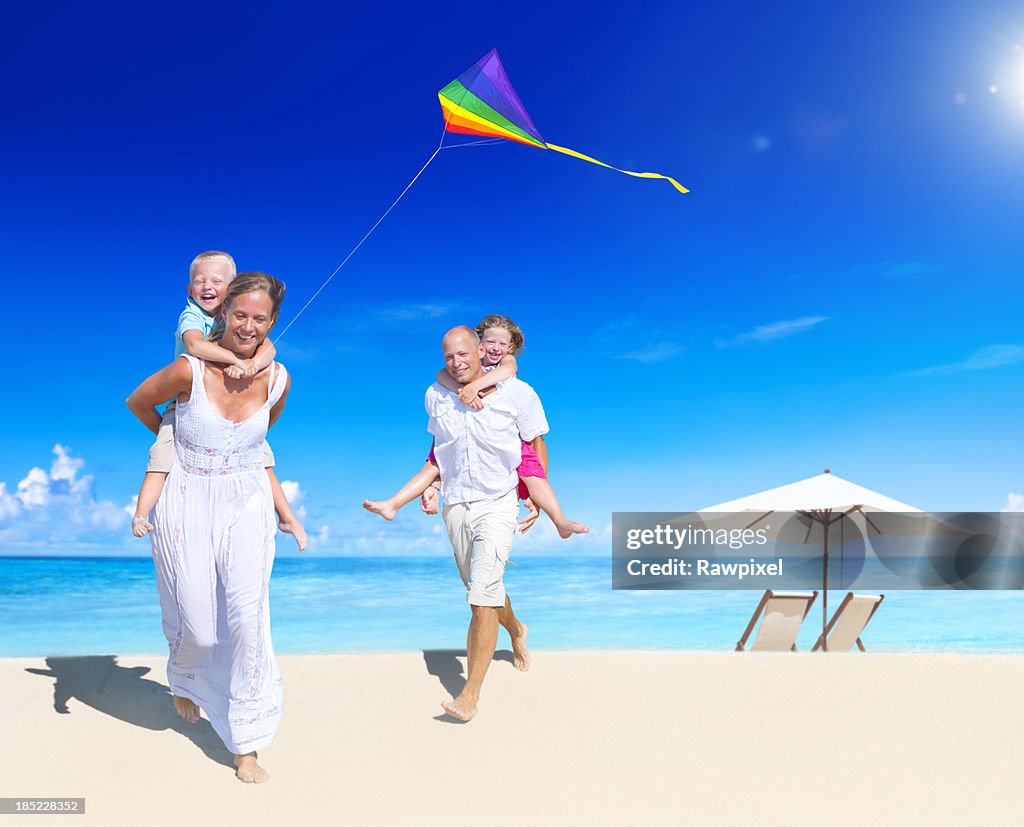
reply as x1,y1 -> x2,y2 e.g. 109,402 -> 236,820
127,272 -> 290,784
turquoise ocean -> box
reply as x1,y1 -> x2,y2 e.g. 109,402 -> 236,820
2,556 -> 1022,657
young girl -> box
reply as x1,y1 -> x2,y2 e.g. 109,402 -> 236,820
363,314 -> 588,539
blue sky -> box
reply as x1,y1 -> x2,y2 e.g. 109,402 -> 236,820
1,1 -> 1022,557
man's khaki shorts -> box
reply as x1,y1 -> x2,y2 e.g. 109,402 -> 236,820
145,401 -> 276,473
442,488 -> 518,607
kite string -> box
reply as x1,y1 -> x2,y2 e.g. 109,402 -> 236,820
442,138 -> 505,149
273,114 -> 452,343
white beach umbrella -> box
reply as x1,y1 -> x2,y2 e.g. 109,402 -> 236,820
701,470 -> 922,650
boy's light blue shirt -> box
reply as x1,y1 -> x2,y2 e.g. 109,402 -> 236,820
174,297 -> 217,358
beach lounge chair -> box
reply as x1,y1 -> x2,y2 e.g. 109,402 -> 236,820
736,590 -> 818,652
812,592 -> 885,652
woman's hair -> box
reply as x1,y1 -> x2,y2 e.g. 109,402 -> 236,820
208,272 -> 286,343
476,314 -> 524,355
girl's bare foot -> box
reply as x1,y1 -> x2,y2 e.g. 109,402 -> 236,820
362,499 -> 397,520
278,519 -> 308,552
132,514 -> 153,538
173,695 -> 200,723
234,752 -> 270,784
556,519 -> 590,539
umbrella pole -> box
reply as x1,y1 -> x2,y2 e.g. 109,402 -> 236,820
822,510 -> 830,652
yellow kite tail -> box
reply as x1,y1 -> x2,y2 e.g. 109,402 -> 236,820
545,143 -> 689,194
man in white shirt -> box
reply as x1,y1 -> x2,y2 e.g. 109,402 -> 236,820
426,326 -> 549,722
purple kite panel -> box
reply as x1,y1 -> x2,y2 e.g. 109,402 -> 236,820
457,49 -> 544,143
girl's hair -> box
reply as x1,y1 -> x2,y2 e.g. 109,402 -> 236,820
476,314 -> 524,355
208,272 -> 286,343
189,250 -> 236,278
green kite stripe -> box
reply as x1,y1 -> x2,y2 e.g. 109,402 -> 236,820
439,80 -> 546,148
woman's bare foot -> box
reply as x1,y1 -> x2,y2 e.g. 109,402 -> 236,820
556,519 -> 590,539
511,622 -> 530,672
362,499 -> 397,521
173,695 -> 200,723
278,519 -> 308,552
234,753 -> 270,784
441,695 -> 478,722
132,514 -> 153,538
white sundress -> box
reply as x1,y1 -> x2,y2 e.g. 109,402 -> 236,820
150,354 -> 288,755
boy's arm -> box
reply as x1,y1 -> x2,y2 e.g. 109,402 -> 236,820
459,354 -> 518,405
182,329 -> 244,367
251,337 -> 277,372
228,338 -> 277,380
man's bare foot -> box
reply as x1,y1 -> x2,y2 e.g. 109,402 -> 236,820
234,753 -> 270,784
556,519 -> 590,539
362,499 -> 397,521
278,519 -> 308,552
132,514 -> 153,538
511,621 -> 530,672
173,695 -> 200,723
441,694 -> 478,722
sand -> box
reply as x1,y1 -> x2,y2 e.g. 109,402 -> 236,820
2,651 -> 1020,826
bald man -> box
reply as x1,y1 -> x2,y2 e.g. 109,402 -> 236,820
426,326 -> 549,721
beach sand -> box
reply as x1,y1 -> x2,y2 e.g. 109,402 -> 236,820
2,651 -> 1020,826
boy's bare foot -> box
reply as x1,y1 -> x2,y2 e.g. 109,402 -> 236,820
362,499 -> 397,521
511,621 -> 530,672
132,514 -> 153,538
278,519 -> 308,552
234,753 -> 270,784
441,694 -> 478,722
556,519 -> 590,539
173,695 -> 200,723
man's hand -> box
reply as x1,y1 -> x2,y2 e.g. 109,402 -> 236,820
518,497 -> 540,533
421,484 -> 440,515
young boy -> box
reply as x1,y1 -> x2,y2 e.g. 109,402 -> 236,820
130,250 -> 308,551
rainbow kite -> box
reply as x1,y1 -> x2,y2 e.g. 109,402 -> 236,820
439,49 -> 688,194
275,50 -> 688,342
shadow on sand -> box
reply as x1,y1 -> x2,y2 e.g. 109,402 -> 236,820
25,655 -> 232,768
421,648 -> 515,724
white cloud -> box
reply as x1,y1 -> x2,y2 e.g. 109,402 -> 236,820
16,467 -> 50,507
317,524 -> 330,544
901,344 -> 1024,378
377,303 -> 456,322
1004,492 -> 1024,513
279,479 -> 308,520
616,342 -> 685,364
716,315 -> 827,348
0,482 -> 21,520
1,445 -> 131,546
875,260 -> 941,279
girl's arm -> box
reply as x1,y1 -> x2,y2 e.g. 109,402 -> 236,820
436,368 -> 460,393
126,359 -> 193,435
459,354 -> 518,406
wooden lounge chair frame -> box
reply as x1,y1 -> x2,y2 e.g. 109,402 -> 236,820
812,591 -> 885,652
736,589 -> 818,652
